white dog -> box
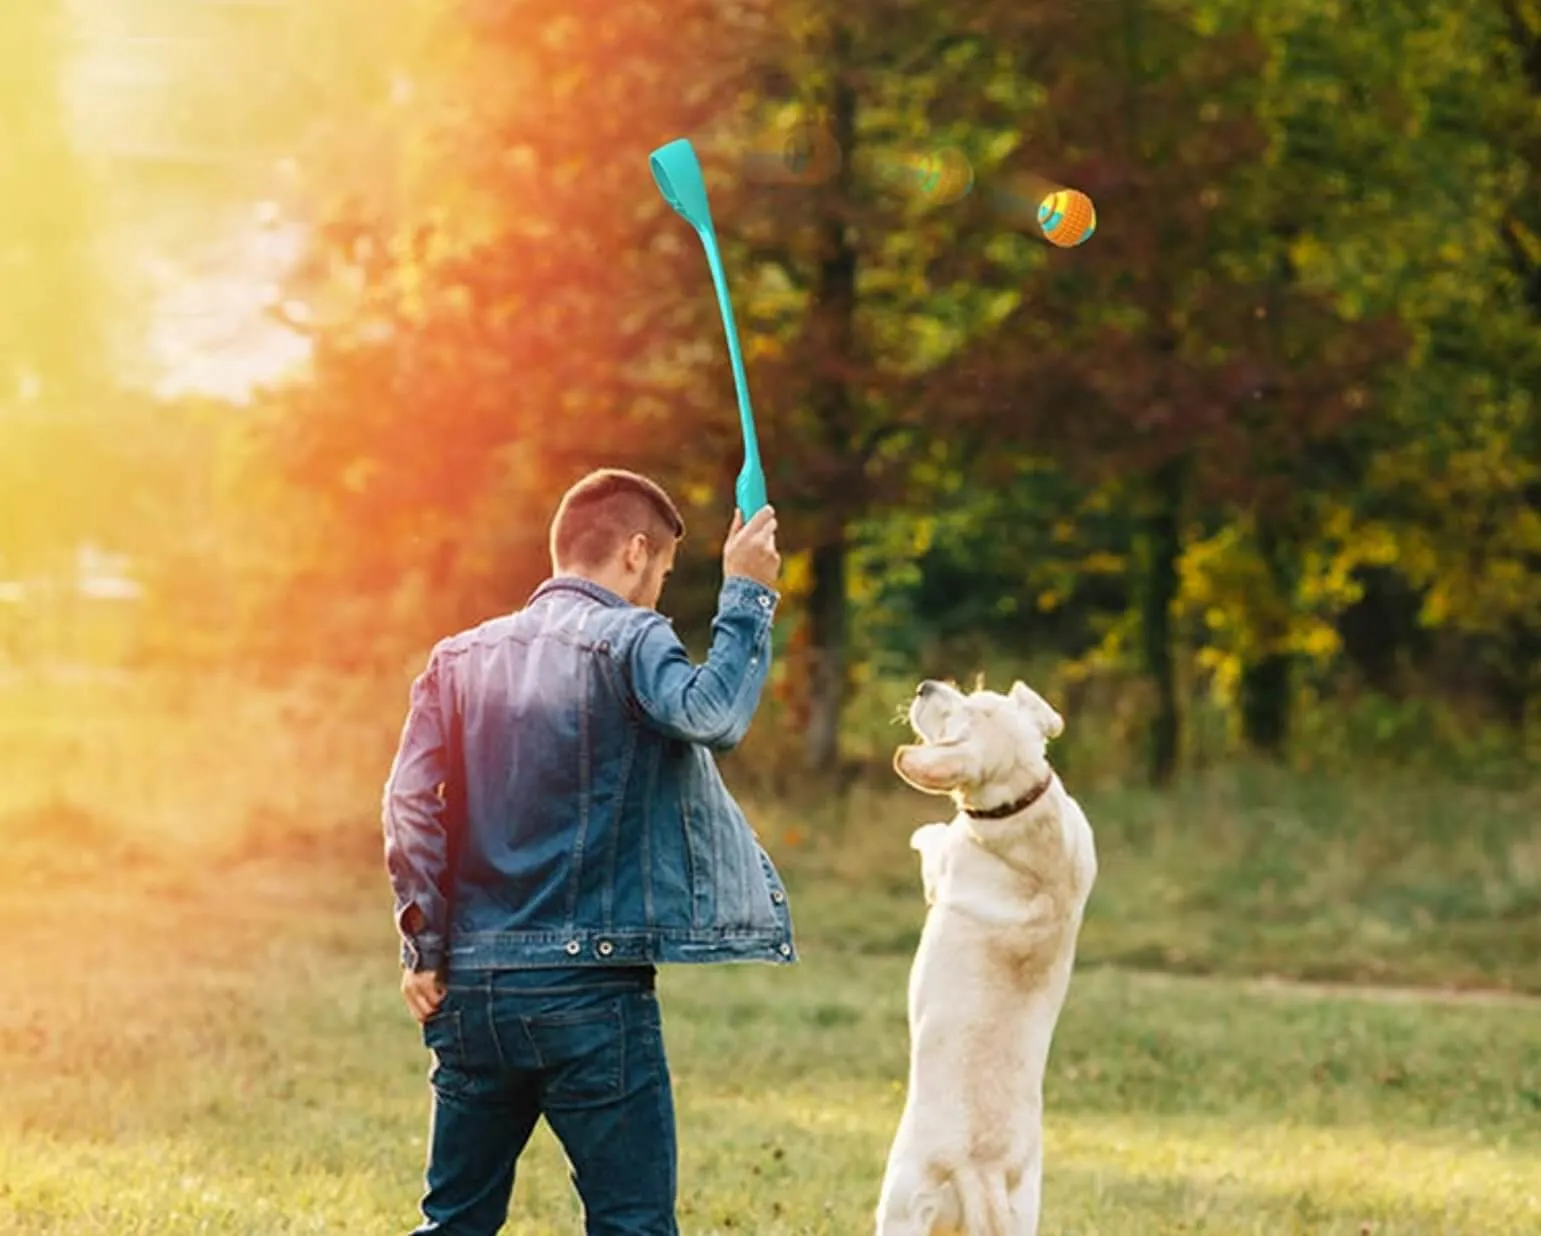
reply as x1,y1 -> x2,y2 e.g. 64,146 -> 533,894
875,678 -> 1098,1236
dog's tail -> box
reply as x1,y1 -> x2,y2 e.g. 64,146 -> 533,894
950,1166 -> 1014,1236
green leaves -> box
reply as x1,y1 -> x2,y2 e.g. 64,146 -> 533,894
197,0 -> 1541,748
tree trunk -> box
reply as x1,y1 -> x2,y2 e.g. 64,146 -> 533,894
1494,485 -> 1541,732
1239,520 -> 1294,757
801,22 -> 858,775
1493,619 -> 1540,732
804,538 -> 847,773
1140,458 -> 1184,786
1500,8 -> 1541,732
1240,652 -> 1291,753
1337,566 -> 1419,695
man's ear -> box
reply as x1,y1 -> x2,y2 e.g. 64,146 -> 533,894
894,743 -> 969,793
1009,681 -> 1064,739
621,532 -> 651,573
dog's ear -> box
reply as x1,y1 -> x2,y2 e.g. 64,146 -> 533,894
894,743 -> 970,793
1010,680 -> 1064,739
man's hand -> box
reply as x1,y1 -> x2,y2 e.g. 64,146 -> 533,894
401,968 -> 446,1023
723,505 -> 781,591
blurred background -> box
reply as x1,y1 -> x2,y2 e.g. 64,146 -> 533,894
2,0 -> 1539,1231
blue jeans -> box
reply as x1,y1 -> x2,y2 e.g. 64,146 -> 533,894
410,966 -> 676,1235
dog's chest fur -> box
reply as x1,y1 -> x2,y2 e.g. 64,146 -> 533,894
909,786 -> 1096,1022
925,789 -> 1093,927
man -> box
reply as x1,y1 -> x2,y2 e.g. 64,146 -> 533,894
382,467 -> 795,1236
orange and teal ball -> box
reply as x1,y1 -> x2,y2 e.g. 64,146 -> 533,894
1037,189 -> 1096,248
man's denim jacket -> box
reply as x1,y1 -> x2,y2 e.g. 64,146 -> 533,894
382,573 -> 797,974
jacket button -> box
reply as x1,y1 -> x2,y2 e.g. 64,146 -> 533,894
597,940 -> 614,957
771,890 -> 785,904
778,942 -> 792,956
758,595 -> 772,609
564,940 -> 581,956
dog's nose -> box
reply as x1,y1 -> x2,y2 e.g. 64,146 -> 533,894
916,680 -> 939,697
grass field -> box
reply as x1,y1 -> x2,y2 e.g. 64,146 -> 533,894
3,675 -> 1539,1233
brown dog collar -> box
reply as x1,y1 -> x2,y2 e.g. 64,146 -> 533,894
964,773 -> 1055,820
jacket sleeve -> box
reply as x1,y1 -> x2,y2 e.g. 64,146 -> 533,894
381,643 -> 454,972
626,575 -> 778,752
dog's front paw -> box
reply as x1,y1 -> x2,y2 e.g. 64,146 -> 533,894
910,823 -> 951,904
909,822 -> 949,852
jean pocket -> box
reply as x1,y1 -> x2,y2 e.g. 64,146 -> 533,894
422,1006 -> 466,1064
524,1000 -> 626,1109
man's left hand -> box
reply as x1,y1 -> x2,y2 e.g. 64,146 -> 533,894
401,968 -> 447,1023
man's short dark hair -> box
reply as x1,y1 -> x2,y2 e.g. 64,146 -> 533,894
549,468 -> 686,571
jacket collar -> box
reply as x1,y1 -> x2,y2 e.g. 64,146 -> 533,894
528,575 -> 632,610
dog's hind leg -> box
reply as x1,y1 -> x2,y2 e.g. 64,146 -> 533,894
949,1166 -> 1013,1236
1007,1149 -> 1044,1235
875,1160 -> 961,1236
884,1188 -> 961,1235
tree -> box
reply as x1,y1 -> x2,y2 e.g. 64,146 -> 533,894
708,4 -> 1094,772
1207,0 -> 1535,751
0,0 -> 115,580
1221,0 -> 1541,738
1492,0 -> 1541,728
922,0 -> 1405,781
241,0 -> 766,669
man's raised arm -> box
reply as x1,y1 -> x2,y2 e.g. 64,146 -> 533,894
627,505 -> 782,752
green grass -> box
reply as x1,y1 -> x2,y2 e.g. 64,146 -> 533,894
762,763 -> 1541,995
2,675 -> 1540,1232
2,850 -> 1538,1234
